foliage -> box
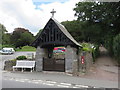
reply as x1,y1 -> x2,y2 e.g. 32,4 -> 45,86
16,55 -> 27,60
2,33 -> 11,45
35,29 -> 43,38
9,59 -> 17,66
72,2 -> 120,63
61,20 -> 82,41
2,44 -> 15,49
113,34 -> 120,64
74,2 -> 120,29
73,2 -> 120,44
62,20 -> 105,44
11,28 -> 35,48
104,36 -> 114,56
0,44 -> 2,49
80,42 -> 100,62
16,46 -> 36,51
1,25 -> 35,49
9,59 -> 17,62
92,45 -> 100,63
0,23 -> 8,45
0,23 -> 7,35
81,43 -> 93,52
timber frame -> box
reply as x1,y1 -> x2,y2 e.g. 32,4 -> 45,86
31,18 -> 81,48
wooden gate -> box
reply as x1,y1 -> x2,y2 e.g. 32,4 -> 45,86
43,58 -> 65,72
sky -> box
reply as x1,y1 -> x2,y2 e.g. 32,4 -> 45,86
0,0 -> 80,35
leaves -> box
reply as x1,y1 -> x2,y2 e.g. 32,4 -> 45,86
11,28 -> 35,48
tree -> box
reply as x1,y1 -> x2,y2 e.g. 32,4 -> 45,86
0,23 -> 7,35
20,32 -> 35,46
61,20 -> 103,44
3,33 -> 11,45
74,2 -> 120,43
35,29 -> 43,38
73,2 -> 120,58
11,27 -> 35,48
113,34 -> 120,63
61,20 -> 82,41
0,23 -> 8,45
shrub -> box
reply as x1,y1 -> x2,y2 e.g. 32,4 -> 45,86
2,44 -> 15,49
113,34 -> 120,64
16,46 -> 36,51
16,55 -> 27,60
81,43 -> 93,52
104,37 -> 114,56
92,45 -> 100,63
9,59 -> 17,66
80,42 -> 100,63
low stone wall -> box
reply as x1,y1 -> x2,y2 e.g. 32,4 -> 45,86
72,60 -> 78,76
4,60 -> 16,71
79,52 -> 93,73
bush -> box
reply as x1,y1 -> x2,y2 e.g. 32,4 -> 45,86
81,43 -> 93,52
113,34 -> 120,64
104,37 -> 114,56
9,59 -> 17,66
80,42 -> 100,63
16,46 -> 36,51
16,55 -> 27,60
92,45 -> 100,63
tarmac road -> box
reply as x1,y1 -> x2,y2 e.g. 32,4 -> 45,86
2,78 -> 59,88
0,51 -> 119,89
0,51 -> 36,69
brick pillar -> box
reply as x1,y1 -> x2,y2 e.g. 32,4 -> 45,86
65,46 -> 78,73
35,46 -> 47,72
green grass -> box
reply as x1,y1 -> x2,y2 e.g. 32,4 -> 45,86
2,44 -> 15,49
16,46 -> 36,51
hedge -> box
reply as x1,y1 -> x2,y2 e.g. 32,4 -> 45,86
113,34 -> 120,64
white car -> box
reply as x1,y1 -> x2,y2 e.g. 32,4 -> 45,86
0,48 -> 15,55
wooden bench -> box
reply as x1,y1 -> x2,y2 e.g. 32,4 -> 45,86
13,60 -> 35,72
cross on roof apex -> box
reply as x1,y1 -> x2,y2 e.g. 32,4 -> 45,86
50,9 -> 56,18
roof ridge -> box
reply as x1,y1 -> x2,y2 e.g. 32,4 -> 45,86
51,18 -> 81,47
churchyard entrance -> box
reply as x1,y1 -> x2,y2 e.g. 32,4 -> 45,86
31,10 -> 81,72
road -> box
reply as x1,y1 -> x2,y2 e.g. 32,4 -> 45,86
0,51 -> 36,69
1,52 -> 57,88
2,78 -> 59,88
0,51 -> 119,89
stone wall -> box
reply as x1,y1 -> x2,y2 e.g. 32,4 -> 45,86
35,46 -> 80,73
65,46 -> 78,73
35,46 -> 48,72
4,60 -> 16,71
78,51 -> 93,73
73,51 -> 93,75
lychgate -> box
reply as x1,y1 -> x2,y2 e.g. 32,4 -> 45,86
31,16 -> 81,73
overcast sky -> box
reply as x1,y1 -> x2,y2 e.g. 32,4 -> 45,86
0,0 -> 80,35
